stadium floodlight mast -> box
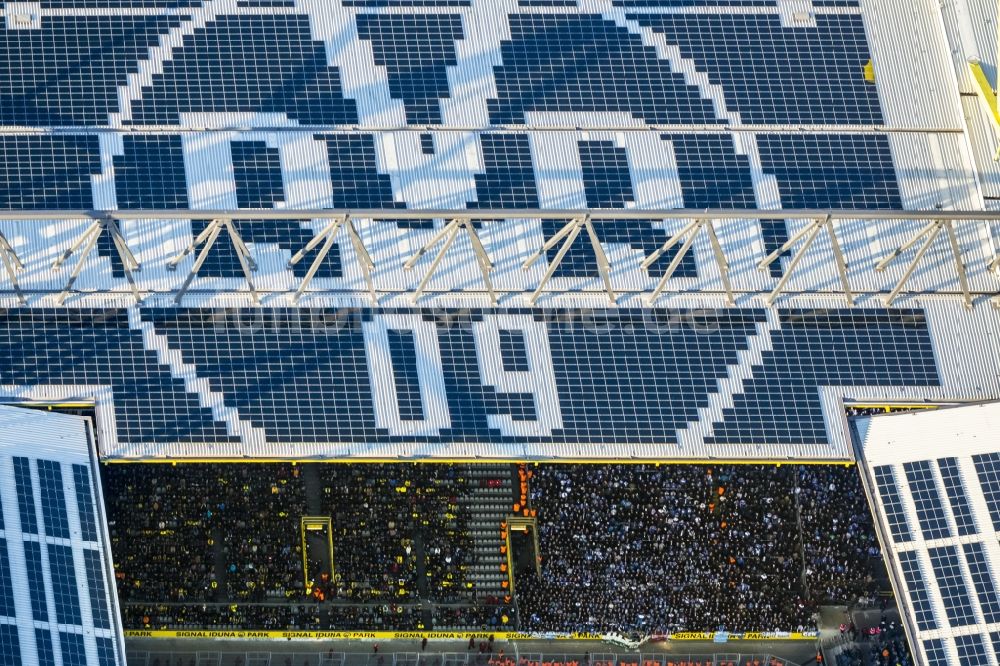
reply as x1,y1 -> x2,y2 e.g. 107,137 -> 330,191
404,217 -> 496,304
166,217 -> 258,304
51,215 -> 141,305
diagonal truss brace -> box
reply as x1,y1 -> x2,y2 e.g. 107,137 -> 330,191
288,215 -> 376,305
0,231 -> 25,304
642,218 -> 734,305
758,215 -> 853,307
52,216 -> 141,305
167,218 -> 258,305
876,219 -> 973,309
405,218 -> 496,304
523,216 -> 615,305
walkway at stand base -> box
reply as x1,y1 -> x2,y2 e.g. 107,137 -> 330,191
124,639 -> 814,666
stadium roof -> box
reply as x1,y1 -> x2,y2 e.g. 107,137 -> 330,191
0,0 -> 998,463
854,402 -> 1000,666
0,406 -> 126,666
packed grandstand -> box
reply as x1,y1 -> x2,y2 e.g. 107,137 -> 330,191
101,461 -> 880,635
1,0 -> 1000,664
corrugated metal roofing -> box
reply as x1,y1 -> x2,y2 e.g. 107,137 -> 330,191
0,406 -> 126,666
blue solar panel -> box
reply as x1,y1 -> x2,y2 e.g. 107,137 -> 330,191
937,457 -> 978,536
356,13 -> 465,124
707,310 -> 937,445
48,544 -> 83,625
71,465 -> 99,543
82,549 -> 111,630
22,541 -> 50,622
0,540 -> 14,618
928,545 -> 978,627
12,457 -> 38,535
96,637 -> 117,666
0,15 -> 181,125
488,14 -> 722,125
873,466 -> 912,542
963,542 -> 1000,624
59,632 -> 87,666
36,460 -> 71,540
954,634 -> 991,666
232,141 -> 284,209
468,134 -> 539,210
113,136 -> 189,209
499,330 -> 530,372
0,623 -> 21,666
317,135 -> 408,214
631,13 -> 881,125
34,629 -> 56,666
898,550 -> 937,630
922,639 -> 949,666
0,136 -> 101,208
973,452 -> 1000,530
420,134 -> 435,155
903,460 -> 952,540
0,310 -> 234,445
756,134 -> 902,209
129,15 -> 359,125
387,330 -> 425,421
991,632 -> 1000,665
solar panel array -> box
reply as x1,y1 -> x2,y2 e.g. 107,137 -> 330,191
0,408 -> 124,666
0,0 -> 997,467
859,413 -> 1000,666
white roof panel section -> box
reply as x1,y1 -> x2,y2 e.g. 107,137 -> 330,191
0,406 -> 126,666
855,402 -> 1000,666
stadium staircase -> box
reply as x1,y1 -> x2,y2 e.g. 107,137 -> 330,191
459,464 -> 516,603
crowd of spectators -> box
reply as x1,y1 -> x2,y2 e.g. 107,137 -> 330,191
104,461 -> 886,636
516,464 -> 883,635
122,602 -> 424,631
103,465 -> 221,603
797,466 -> 881,606
218,465 -> 307,602
319,465 -> 473,602
105,463 -> 485,630
434,604 -> 511,630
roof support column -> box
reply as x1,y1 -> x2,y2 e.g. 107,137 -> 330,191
762,218 -> 823,306
0,231 -> 25,304
524,217 -> 588,305
758,216 -> 851,306
168,218 -> 259,305
877,220 -> 943,307
644,218 -> 734,305
645,218 -> 701,305
53,217 -> 142,305
404,218 -> 497,304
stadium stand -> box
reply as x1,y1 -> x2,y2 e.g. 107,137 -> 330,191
101,461 -> 885,635
1,0 -> 999,662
